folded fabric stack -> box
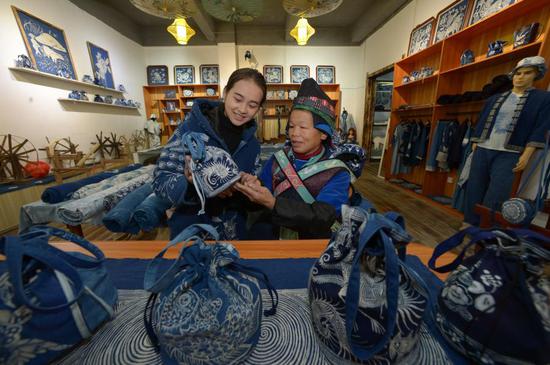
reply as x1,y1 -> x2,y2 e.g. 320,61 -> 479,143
102,185 -> 171,234
41,164 -> 142,203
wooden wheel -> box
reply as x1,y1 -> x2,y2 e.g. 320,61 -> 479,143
93,131 -> 110,159
0,134 -> 39,181
130,130 -> 147,151
53,137 -> 79,155
104,133 -> 124,159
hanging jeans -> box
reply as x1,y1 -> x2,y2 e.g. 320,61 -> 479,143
464,147 -> 520,225
426,121 -> 451,171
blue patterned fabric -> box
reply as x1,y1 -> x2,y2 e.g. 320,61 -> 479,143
102,184 -> 153,234
0,226 -> 117,365
40,164 -> 142,203
130,193 -> 171,232
308,205 -> 431,363
327,143 -> 367,179
429,227 -> 550,364
143,224 -> 278,365
181,132 -> 241,214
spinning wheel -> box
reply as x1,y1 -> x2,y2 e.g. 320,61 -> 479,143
0,134 -> 39,182
93,131 -> 111,159
105,133 -> 124,159
42,137 -> 83,167
130,130 -> 147,151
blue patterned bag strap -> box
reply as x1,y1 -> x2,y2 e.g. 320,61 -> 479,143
228,262 -> 279,316
144,223 -> 219,293
3,236 -> 85,311
344,217 -> 400,360
20,226 -> 105,268
428,227 -> 505,273
182,132 -> 207,161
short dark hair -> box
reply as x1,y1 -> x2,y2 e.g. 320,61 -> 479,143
224,68 -> 267,105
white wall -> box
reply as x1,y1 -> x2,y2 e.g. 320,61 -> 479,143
236,45 -> 366,137
362,0 -> 455,74
143,45 -> 218,85
1,0 -> 146,160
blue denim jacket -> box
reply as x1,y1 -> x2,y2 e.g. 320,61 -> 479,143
153,99 -> 260,206
471,89 -> 550,151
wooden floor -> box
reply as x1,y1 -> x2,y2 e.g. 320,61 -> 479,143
354,162 -> 461,247
4,162 -> 461,247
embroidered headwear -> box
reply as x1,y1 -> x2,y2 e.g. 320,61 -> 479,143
510,56 -> 547,80
291,78 -> 336,137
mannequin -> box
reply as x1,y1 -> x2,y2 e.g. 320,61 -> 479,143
144,113 -> 162,148
464,56 -> 550,225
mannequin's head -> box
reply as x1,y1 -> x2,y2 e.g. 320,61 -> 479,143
223,68 -> 266,126
509,56 -> 547,91
512,66 -> 538,89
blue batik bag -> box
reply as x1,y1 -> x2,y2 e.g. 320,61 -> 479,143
0,226 -> 118,365
143,223 -> 278,365
429,227 -> 550,364
308,205 -> 431,364
182,132 -> 241,214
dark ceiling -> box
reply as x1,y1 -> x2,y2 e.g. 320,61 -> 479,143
69,0 -> 411,46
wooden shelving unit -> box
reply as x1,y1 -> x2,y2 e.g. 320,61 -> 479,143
385,0 -> 550,209
9,67 -> 124,97
143,84 -> 220,144
259,83 -> 341,142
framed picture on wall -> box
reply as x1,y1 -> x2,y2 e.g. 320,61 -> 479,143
87,42 -> 115,89
200,64 -> 219,84
407,17 -> 435,56
468,0 -> 515,26
316,65 -> 335,84
174,65 -> 194,84
11,6 -> 77,79
147,65 -> 169,85
263,65 -> 283,83
290,65 -> 310,84
434,0 -> 471,43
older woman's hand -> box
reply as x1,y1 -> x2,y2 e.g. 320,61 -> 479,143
234,181 -> 276,210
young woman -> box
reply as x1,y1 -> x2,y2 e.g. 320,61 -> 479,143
153,68 -> 266,239
235,78 -> 352,239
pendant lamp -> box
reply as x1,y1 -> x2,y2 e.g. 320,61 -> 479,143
167,18 -> 196,45
290,17 -> 315,46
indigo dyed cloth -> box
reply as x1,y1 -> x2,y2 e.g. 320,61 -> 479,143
41,164 -> 142,203
426,121 -> 452,172
130,193 -> 171,232
102,184 -> 153,233
20,200 -> 63,232
57,173 -> 153,226
55,256 -> 466,365
72,165 -> 154,200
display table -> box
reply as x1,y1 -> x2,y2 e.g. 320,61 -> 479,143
48,239 -> 463,365
52,239 -> 455,280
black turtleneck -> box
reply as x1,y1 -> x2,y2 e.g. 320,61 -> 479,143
205,104 -> 248,154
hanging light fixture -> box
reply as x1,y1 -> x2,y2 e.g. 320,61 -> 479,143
167,18 -> 196,45
290,17 -> 315,46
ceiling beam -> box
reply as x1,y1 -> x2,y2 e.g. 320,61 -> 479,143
350,0 -> 411,43
189,0 -> 216,42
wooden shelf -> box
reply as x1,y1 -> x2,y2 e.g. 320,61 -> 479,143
435,100 -> 486,108
398,41 -> 443,65
447,0 -> 548,42
159,98 -> 179,101
181,95 -> 219,98
10,67 -> 124,96
163,110 -> 181,114
58,98 -> 138,109
395,74 -> 438,89
393,104 -> 434,112
440,41 -> 542,75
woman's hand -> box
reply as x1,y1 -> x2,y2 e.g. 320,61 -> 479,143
240,172 -> 261,189
234,181 -> 276,209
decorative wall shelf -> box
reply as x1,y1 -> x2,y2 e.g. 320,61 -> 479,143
9,67 -> 124,97
58,98 -> 139,110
